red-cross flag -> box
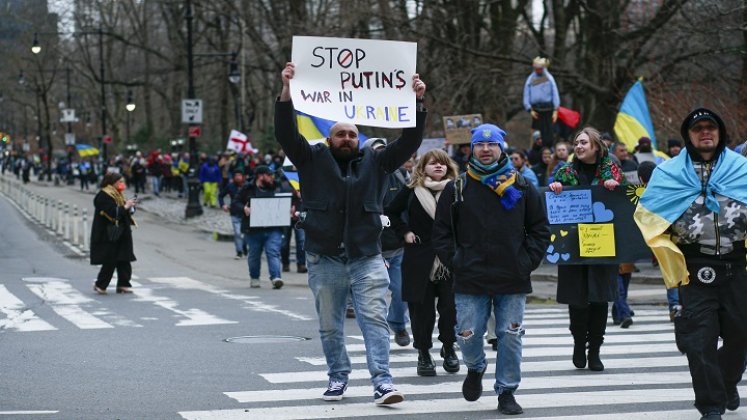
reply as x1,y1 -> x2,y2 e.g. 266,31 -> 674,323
226,130 -> 257,154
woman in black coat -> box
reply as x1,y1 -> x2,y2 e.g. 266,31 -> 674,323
385,149 -> 460,376
91,172 -> 138,294
548,127 -> 623,371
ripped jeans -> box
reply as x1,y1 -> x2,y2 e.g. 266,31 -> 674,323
455,293 -> 526,395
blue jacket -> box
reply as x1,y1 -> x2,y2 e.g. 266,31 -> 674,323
198,162 -> 222,183
523,69 -> 560,111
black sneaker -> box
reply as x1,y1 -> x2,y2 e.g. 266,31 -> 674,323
346,307 -> 356,319
498,391 -> 524,415
373,383 -> 404,405
487,338 -> 497,351
322,380 -> 347,401
462,366 -> 486,401
699,411 -> 722,420
620,317 -> 633,328
394,329 -> 411,347
727,386 -> 740,411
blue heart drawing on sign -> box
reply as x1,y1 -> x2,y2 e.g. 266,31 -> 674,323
593,202 -> 614,222
547,244 -> 555,254
561,253 -> 571,261
546,253 -> 560,264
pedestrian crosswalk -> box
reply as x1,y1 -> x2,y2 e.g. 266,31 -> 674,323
178,307 -> 746,420
0,276 -> 311,332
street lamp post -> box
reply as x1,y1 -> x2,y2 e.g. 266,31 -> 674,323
184,0 -> 203,218
126,90 -> 135,150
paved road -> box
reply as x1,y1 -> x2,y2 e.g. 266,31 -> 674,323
3,174 -> 741,419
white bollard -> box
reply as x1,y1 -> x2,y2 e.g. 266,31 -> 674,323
58,200 -> 64,236
72,205 -> 79,245
82,208 -> 89,251
50,200 -> 57,231
64,203 -> 70,241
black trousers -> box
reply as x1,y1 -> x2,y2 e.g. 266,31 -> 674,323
96,261 -> 133,289
676,267 -> 747,414
408,278 -> 457,350
531,106 -> 555,149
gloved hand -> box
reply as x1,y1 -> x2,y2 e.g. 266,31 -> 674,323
530,110 -> 539,120
552,110 -> 558,123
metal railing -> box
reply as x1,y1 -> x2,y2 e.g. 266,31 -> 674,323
0,177 -> 89,253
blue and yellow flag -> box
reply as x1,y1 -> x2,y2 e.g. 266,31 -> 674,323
295,111 -> 368,145
76,144 -> 100,157
614,79 -> 657,151
283,170 -> 300,192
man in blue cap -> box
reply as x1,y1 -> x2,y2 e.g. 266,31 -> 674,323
433,123 -> 550,415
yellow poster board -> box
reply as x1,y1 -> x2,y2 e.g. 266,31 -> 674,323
578,223 -> 616,257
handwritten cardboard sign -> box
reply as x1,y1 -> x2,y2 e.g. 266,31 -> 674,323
545,190 -> 593,224
291,36 -> 417,128
540,185 -> 651,264
578,223 -> 616,257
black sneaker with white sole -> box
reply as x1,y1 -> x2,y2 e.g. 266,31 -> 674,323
373,383 -> 404,404
322,380 -> 347,401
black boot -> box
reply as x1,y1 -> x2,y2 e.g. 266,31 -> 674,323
440,344 -> 460,373
587,303 -> 609,372
568,305 -> 589,369
417,349 -> 436,376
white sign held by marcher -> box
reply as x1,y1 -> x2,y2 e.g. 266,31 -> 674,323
249,196 -> 292,228
181,99 -> 203,124
226,130 -> 258,154
291,36 -> 417,129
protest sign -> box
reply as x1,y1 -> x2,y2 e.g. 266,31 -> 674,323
291,36 -> 417,129
540,185 -> 650,264
443,114 -> 483,144
249,195 -> 292,228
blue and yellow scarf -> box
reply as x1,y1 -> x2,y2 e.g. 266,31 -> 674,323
467,155 -> 522,209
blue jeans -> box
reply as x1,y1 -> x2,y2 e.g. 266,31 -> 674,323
150,175 -> 161,196
667,287 -> 680,310
281,227 -> 306,265
455,293 -> 526,395
306,251 -> 393,387
230,215 -> 244,255
384,253 -> 408,333
612,273 -> 632,321
246,229 -> 283,280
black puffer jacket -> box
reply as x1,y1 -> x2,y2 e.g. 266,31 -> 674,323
432,174 -> 550,295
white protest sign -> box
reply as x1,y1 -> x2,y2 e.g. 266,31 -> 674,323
249,196 -> 292,228
291,36 -> 417,129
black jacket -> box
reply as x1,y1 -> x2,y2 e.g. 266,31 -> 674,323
275,100 -> 425,258
432,174 -> 550,295
90,191 -> 136,265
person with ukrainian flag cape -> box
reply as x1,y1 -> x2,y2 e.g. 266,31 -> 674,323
634,108 -> 747,420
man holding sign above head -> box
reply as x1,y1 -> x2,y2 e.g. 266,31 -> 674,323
276,53 -> 426,405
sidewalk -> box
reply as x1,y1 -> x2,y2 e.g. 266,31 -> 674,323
2,173 -> 668,305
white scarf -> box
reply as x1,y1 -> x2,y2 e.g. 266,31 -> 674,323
413,177 -> 451,282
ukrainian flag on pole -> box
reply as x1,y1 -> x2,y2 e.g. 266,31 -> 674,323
613,79 -> 657,150
295,111 -> 368,144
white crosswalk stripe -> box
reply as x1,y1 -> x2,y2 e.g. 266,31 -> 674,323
0,276 -> 301,331
178,307 -> 743,420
